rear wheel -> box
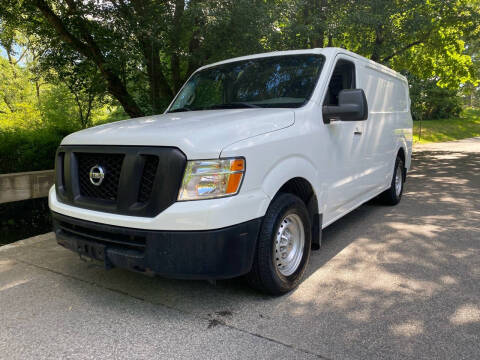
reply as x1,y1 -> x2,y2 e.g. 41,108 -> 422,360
379,155 -> 405,205
247,193 -> 311,295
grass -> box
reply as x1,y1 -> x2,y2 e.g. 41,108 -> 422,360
413,108 -> 480,143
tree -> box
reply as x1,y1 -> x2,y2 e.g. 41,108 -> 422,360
270,0 -> 479,88
0,0 -> 274,117
0,0 -> 478,120
0,57 -> 42,129
267,0 -> 348,50
37,50 -> 107,128
409,75 -> 462,120
268,0 -> 479,118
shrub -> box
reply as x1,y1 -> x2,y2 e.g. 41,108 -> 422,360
409,76 -> 462,120
0,127 -> 69,173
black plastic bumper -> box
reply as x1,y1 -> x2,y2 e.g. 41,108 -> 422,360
52,212 -> 262,280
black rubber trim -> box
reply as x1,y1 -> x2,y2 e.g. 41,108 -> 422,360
52,211 -> 262,280
55,145 -> 186,217
311,213 -> 322,250
307,194 -> 322,250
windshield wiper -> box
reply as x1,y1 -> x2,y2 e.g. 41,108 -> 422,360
205,102 -> 261,110
168,106 -> 195,113
169,102 -> 261,113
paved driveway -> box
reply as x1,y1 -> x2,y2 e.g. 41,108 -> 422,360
1,138 -> 479,359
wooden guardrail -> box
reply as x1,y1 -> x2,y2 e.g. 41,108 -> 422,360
0,170 -> 55,204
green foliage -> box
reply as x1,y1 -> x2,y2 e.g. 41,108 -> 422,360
38,51 -> 108,128
0,0 -> 478,175
0,0 -> 278,117
39,84 -> 79,131
413,108 -> 480,143
0,54 -> 121,132
0,0 -> 478,119
0,126 -> 68,173
0,56 -> 42,129
409,76 -> 463,120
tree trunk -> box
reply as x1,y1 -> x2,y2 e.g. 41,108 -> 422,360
71,89 -> 85,128
34,0 -> 144,118
128,0 -> 174,113
371,26 -> 384,62
5,44 -> 17,78
140,39 -> 174,114
2,95 -> 15,112
327,34 -> 333,47
186,21 -> 201,78
311,31 -> 324,48
309,0 -> 327,48
35,81 -> 41,107
171,0 -> 185,93
84,92 -> 94,128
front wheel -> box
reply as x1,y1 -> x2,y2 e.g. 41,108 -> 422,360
379,156 -> 405,205
247,193 -> 311,295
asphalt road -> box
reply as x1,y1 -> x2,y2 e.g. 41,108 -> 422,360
1,138 -> 479,360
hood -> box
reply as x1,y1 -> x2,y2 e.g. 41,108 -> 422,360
61,108 -> 294,158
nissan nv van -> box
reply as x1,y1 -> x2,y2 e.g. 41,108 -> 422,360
49,47 -> 413,295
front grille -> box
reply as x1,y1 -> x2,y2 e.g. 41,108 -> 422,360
55,146 -> 186,217
138,155 -> 159,203
77,153 -> 124,201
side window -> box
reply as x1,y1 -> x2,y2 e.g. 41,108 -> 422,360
323,59 -> 356,106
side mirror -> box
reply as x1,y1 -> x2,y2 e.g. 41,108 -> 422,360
323,89 -> 368,123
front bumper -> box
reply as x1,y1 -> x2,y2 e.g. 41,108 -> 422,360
52,212 -> 262,279
49,186 -> 270,231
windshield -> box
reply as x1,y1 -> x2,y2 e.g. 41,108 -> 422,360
168,54 -> 325,112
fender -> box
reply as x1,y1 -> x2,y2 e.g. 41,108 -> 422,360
220,123 -> 324,217
260,155 -> 323,249
260,155 -> 320,214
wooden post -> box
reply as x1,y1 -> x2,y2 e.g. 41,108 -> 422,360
0,170 -> 55,204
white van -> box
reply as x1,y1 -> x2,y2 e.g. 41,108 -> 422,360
49,48 -> 412,295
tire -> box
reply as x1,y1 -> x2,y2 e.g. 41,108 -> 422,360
379,156 -> 405,205
247,193 -> 311,295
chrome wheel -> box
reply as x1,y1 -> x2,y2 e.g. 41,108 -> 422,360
275,213 -> 305,276
395,163 -> 403,197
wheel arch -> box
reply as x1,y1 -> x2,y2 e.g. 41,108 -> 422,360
261,157 -> 322,249
396,146 -> 407,181
395,136 -> 411,170
397,146 -> 405,163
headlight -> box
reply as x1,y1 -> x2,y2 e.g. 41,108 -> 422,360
177,158 -> 245,201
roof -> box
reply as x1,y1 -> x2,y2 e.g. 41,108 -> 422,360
198,47 -> 407,83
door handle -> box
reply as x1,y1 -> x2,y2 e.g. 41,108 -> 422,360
354,131 -> 362,135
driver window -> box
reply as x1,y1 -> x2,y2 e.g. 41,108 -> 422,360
324,59 -> 356,106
